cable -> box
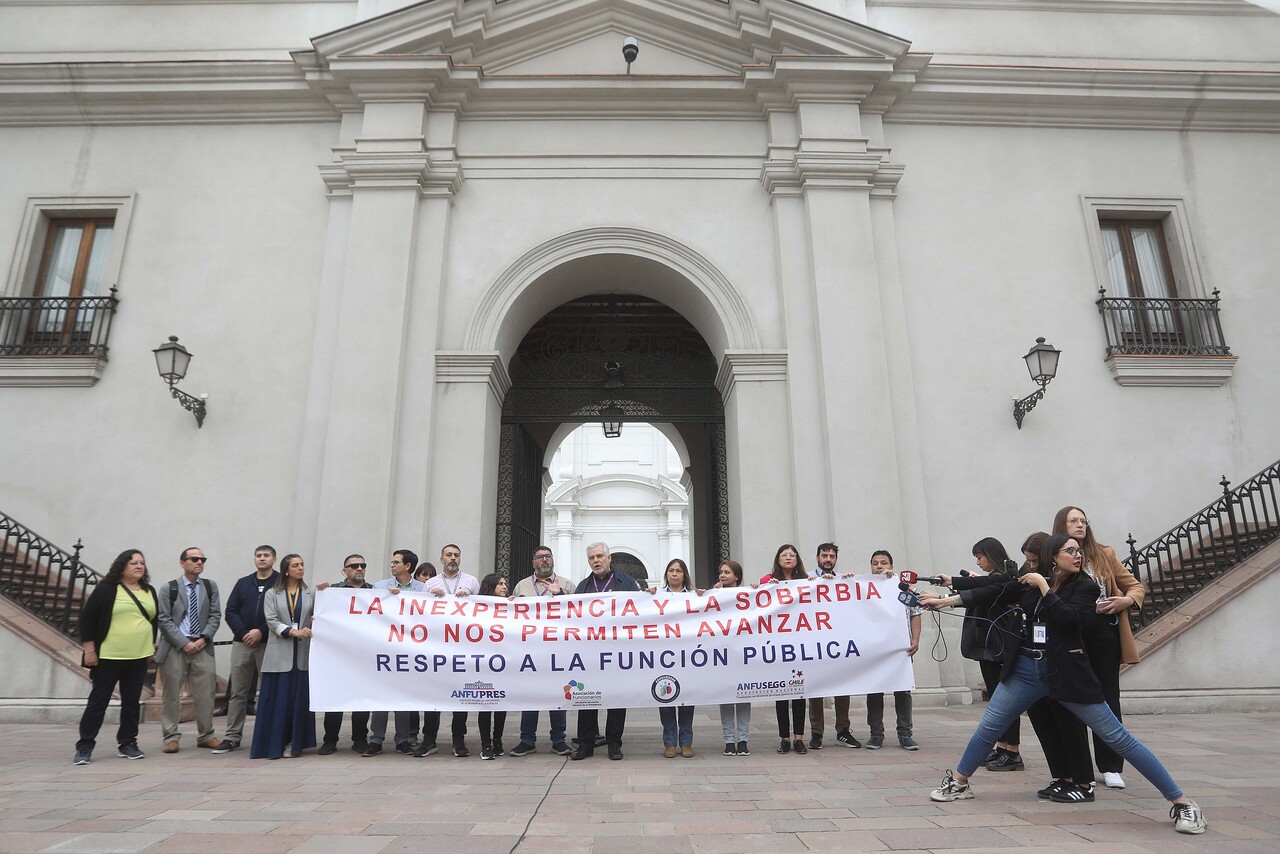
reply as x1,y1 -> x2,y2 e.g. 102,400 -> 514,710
509,754 -> 570,853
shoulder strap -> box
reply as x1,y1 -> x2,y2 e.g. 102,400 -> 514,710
169,579 -> 179,608
120,584 -> 156,625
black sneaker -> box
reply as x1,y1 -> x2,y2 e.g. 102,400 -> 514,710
318,742 -> 337,756
736,741 -> 750,756
777,738 -> 791,754
73,748 -> 92,766
413,741 -> 438,758
210,740 -> 238,755
551,742 -> 572,756
987,751 -> 1024,771
117,742 -> 145,760
793,738 -> 808,755
480,745 -> 495,760
493,740 -> 505,757
808,734 -> 823,750
983,747 -> 1003,767
508,742 -> 536,757
723,743 -> 737,756
1038,779 -> 1069,800
360,743 -> 383,757
1050,783 -> 1095,803
865,735 -> 883,750
351,741 -> 368,753
395,742 -> 415,755
835,729 -> 862,748
453,739 -> 470,758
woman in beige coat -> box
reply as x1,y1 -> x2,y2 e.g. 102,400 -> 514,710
250,554 -> 316,759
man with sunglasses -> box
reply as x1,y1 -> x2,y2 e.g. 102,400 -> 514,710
156,547 -> 222,754
318,554 -> 374,755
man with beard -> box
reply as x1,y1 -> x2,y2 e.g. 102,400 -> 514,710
570,542 -> 640,761
508,546 -> 574,757
418,544 -> 479,757
807,543 -> 861,750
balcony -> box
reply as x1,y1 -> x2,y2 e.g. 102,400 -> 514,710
1095,289 -> 1236,387
0,291 -> 119,386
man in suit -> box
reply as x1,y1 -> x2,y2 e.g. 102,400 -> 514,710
156,546 -> 222,753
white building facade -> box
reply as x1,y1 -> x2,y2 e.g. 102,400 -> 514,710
3,0 -> 1279,707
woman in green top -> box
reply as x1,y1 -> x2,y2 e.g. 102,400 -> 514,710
75,549 -> 159,765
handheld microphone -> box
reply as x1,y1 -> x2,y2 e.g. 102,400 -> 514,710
897,581 -> 921,607
960,570 -> 973,577
899,570 -> 917,584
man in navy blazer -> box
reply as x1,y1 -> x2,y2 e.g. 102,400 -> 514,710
156,546 -> 222,753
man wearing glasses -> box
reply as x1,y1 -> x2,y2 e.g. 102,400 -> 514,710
318,554 -> 374,755
156,547 -> 222,754
364,549 -> 428,756
509,546 -> 574,757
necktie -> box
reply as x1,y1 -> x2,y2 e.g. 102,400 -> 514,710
187,582 -> 199,636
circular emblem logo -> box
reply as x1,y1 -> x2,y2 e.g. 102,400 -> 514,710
651,674 -> 680,704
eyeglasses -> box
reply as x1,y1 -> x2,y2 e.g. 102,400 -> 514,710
1068,518 -> 1089,527
186,556 -> 207,563
1062,547 -> 1083,556
534,554 -> 553,561
345,562 -> 367,570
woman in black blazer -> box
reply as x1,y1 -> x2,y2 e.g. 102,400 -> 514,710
919,535 -> 1207,835
75,549 -> 159,765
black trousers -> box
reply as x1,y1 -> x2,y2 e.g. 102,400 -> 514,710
979,659 -> 1021,746
423,711 -> 469,742
1083,627 -> 1125,774
775,698 -> 805,738
1026,698 -> 1093,784
322,710 -> 370,746
478,711 -> 506,745
77,657 -> 148,752
577,708 -> 626,747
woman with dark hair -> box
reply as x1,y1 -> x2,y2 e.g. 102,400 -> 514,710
655,559 -> 697,757
477,573 -> 510,759
414,562 -> 437,582
760,544 -> 810,755
920,536 -> 1206,835
714,560 -> 751,756
1020,532 -> 1050,573
251,554 -> 316,759
74,549 -> 159,765
934,538 -> 1023,770
1054,506 -> 1145,790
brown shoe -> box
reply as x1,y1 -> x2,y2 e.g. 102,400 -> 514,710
198,737 -> 221,749
681,746 -> 694,758
163,740 -> 179,754
663,746 -> 676,758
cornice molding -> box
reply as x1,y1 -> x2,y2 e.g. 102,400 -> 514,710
1104,354 -> 1238,386
714,350 -> 788,403
761,147 -> 904,196
0,60 -> 337,126
434,351 -> 512,403
887,63 -> 1280,131
868,0 -> 1274,16
0,356 -> 107,387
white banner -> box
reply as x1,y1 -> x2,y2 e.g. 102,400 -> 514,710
310,577 -> 916,712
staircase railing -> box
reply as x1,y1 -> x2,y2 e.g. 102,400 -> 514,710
0,511 -> 101,637
1124,459 -> 1280,629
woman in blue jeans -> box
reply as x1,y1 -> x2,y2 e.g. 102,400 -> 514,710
654,559 -> 697,757
919,535 -> 1207,835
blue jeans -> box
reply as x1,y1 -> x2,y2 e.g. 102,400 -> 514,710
660,705 -> 694,747
957,655 -> 1183,800
719,702 -> 751,743
518,710 -> 567,747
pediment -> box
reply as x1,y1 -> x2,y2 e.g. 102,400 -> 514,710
308,0 -> 911,75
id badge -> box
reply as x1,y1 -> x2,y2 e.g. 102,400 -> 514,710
1032,623 -> 1047,645
290,622 -> 300,632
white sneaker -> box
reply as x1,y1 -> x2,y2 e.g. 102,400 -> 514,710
1171,800 -> 1207,834
929,770 -> 974,802
1103,771 -> 1126,789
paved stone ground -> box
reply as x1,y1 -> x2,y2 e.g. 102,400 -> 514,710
2,707 -> 1277,853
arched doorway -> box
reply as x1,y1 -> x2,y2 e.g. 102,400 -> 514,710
496,294 -> 728,588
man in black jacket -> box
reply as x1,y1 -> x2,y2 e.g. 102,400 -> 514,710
212,545 -> 279,753
317,554 -> 374,754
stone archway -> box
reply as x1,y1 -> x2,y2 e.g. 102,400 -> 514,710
496,294 -> 728,588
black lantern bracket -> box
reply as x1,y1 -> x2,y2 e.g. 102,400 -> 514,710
152,335 -> 208,428
1012,337 -> 1060,430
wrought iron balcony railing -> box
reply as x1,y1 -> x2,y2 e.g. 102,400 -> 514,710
0,290 -> 119,357
1095,288 -> 1230,357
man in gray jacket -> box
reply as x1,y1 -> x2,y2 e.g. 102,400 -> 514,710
156,546 -> 222,753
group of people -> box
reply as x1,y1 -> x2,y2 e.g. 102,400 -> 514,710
71,504 -> 1206,836
916,505 -> 1206,835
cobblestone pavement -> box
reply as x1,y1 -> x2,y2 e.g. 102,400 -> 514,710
2,707 -> 1276,853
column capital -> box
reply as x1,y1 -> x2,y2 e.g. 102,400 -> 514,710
321,148 -> 464,197
715,350 -> 788,404
434,351 -> 511,403
761,149 -> 902,196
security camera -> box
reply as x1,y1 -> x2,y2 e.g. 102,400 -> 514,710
622,37 -> 639,65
